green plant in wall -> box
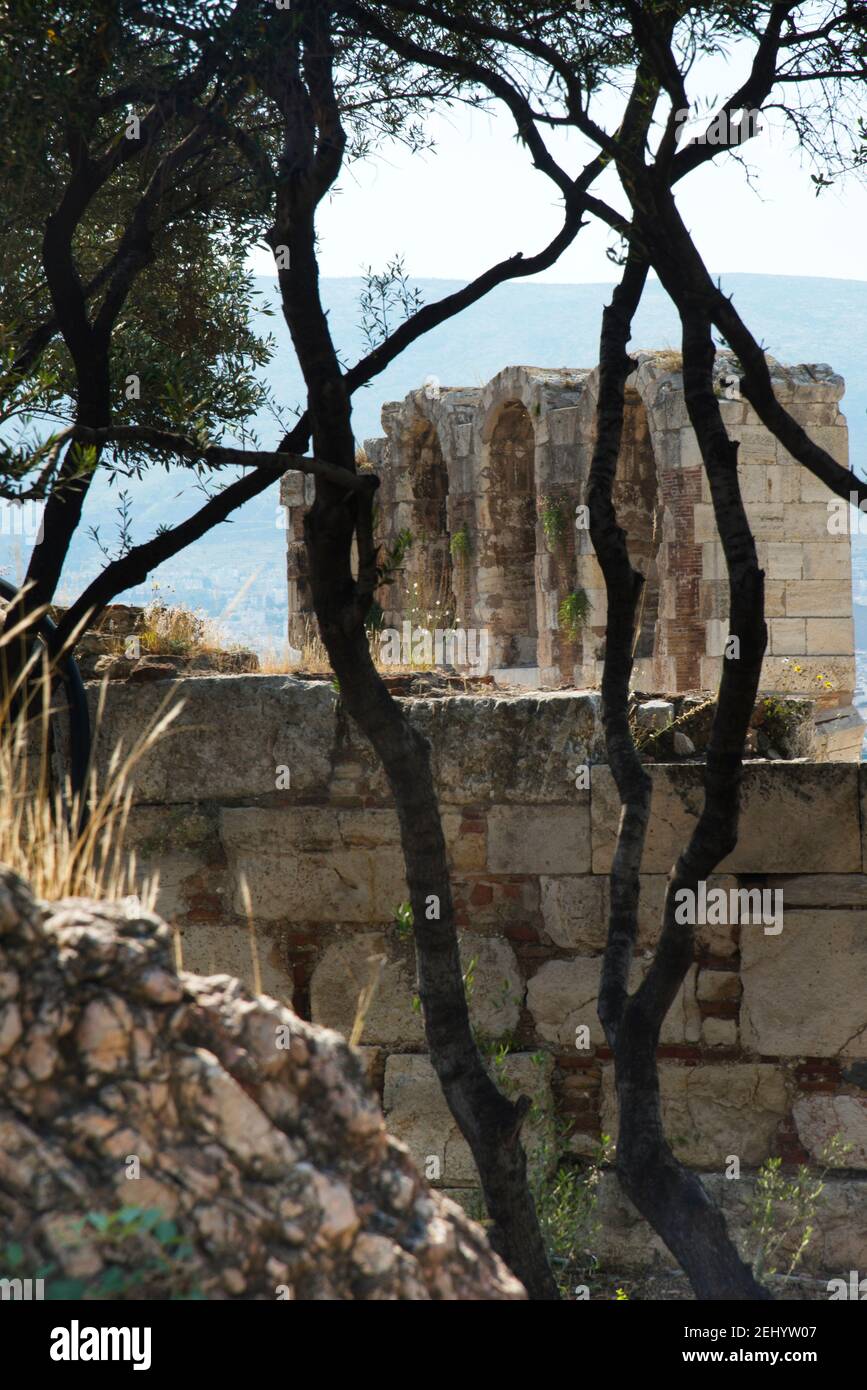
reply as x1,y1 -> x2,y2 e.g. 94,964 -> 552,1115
449,523 -> 471,563
558,588 -> 592,642
393,900 -> 414,937
747,1134 -> 852,1289
539,496 -> 567,551
377,527 -> 413,588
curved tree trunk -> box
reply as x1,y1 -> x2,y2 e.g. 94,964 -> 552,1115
261,0 -> 557,1300
308,562 -> 557,1298
589,250 -> 770,1300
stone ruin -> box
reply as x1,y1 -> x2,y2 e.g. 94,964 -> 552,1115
282,353 -> 860,752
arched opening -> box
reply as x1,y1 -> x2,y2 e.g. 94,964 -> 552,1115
613,388 -> 661,667
404,419 -> 454,628
481,401 -> 538,668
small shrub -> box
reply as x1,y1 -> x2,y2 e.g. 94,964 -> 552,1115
140,590 -> 213,656
558,588 -> 591,641
747,1135 -> 852,1287
539,496 -> 567,551
449,524 -> 470,561
393,900 -> 414,936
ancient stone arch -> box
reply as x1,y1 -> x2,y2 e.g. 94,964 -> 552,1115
379,411 -> 455,630
281,355 -> 855,706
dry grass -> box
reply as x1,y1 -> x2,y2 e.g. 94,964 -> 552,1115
140,588 -> 225,658
0,616 -> 182,906
261,617 -> 419,677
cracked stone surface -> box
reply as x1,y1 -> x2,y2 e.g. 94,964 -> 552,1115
740,910 -> 867,1058
526,957 -> 699,1049
383,1052 -> 553,1186
794,1095 -> 867,1168
601,1063 -> 790,1168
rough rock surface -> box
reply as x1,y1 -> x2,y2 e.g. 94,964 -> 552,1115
0,870 -> 523,1301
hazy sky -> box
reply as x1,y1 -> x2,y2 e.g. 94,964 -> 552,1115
248,40 -> 867,286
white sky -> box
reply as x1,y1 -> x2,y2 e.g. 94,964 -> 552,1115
248,41 -> 867,286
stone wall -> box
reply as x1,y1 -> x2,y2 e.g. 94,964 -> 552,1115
100,675 -> 867,1274
283,354 -> 856,708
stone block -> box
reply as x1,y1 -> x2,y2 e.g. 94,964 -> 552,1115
801,542 -> 851,580
773,874 -> 867,908
488,804 -> 590,875
526,957 -> 699,1049
635,700 -> 674,732
729,424 -> 776,461
91,677 -> 338,804
442,812 -> 487,873
279,471 -> 306,507
776,504 -> 836,540
540,873 -> 738,957
814,707 -> 864,761
310,934 -> 423,1047
766,544 -> 803,581
704,618 -> 728,658
409,692 -> 603,806
794,1095 -> 867,1169
692,504 -> 717,543
805,617 -> 853,655
761,655 -> 854,696
763,464 -> 800,505
527,958 -> 624,1049
540,876 -> 605,950
702,1017 -> 738,1048
737,464 -> 770,504
601,1063 -> 789,1168
219,808 -> 407,923
741,910 -> 867,1058
383,1052 -> 553,1186
678,428 -> 703,471
459,936 -> 524,1040
697,969 -> 741,1004
591,764 -> 860,874
764,580 -> 786,617
769,618 -> 806,656
125,805 -> 223,923
310,932 -> 522,1047
177,921 -> 293,1005
799,471 -> 840,504
785,581 -> 851,618
745,503 -> 786,539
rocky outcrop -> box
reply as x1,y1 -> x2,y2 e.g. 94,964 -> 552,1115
0,870 -> 523,1301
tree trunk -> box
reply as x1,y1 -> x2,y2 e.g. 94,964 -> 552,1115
590,252 -> 770,1299
262,2 -> 558,1299
310,575 -> 558,1298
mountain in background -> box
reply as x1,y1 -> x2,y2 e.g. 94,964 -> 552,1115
5,273 -> 864,650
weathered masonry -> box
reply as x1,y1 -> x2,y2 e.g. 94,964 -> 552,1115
103,676 -> 867,1275
282,353 -> 857,714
